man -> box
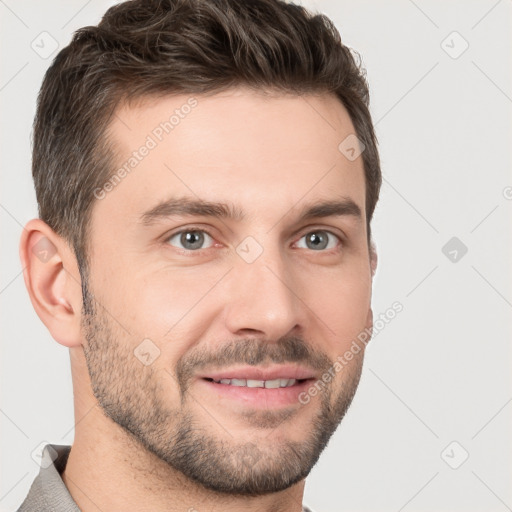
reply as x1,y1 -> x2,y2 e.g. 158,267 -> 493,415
18,0 -> 381,510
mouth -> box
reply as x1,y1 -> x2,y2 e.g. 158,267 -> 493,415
202,377 -> 310,388
196,365 -> 318,409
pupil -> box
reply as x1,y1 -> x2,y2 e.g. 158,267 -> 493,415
307,232 -> 327,250
182,231 -> 204,249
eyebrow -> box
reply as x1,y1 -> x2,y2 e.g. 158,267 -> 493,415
139,196 -> 362,226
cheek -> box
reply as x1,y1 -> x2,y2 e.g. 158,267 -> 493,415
306,267 -> 371,346
114,268 -> 225,351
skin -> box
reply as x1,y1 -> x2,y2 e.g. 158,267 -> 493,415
20,87 -> 377,512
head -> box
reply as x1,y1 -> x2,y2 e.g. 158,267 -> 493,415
22,0 -> 381,497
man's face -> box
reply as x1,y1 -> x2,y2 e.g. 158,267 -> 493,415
81,88 -> 373,495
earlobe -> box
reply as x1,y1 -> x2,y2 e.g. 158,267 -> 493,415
19,219 -> 83,348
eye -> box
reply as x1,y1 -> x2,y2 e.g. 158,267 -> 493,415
166,229 -> 215,251
295,230 -> 341,251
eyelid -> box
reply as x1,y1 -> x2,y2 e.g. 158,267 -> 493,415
164,224 -> 216,239
293,223 -> 346,243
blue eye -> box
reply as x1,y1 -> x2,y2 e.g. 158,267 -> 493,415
167,230 -> 215,251
296,230 -> 340,251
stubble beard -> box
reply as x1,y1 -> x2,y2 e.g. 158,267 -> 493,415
80,284 -> 364,496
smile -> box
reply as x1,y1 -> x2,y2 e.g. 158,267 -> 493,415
204,377 -> 304,388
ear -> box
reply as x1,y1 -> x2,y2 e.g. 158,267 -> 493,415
369,238 -> 378,278
19,219 -> 83,348
364,238 -> 378,341
364,307 -> 373,343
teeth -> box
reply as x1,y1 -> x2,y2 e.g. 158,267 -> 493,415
247,379 -> 265,388
211,378 -> 298,388
264,379 -> 281,389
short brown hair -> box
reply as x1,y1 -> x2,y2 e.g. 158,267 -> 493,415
33,0 -> 381,276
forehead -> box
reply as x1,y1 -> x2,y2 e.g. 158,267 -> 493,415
93,87 -> 366,232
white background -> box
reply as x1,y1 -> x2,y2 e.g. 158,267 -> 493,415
1,1 -> 511,511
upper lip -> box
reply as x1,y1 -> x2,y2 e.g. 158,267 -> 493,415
198,365 -> 318,381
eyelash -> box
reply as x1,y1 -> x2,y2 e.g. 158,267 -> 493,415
164,226 -> 344,255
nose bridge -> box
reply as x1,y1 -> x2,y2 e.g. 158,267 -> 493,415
223,237 -> 303,338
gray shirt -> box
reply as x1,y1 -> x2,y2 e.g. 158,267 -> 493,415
17,444 -> 80,512
17,443 -> 315,511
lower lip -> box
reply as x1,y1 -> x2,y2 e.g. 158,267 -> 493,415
197,378 -> 315,408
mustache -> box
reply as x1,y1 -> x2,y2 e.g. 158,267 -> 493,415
175,335 -> 333,390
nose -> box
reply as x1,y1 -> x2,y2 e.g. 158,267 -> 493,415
222,248 -> 305,341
